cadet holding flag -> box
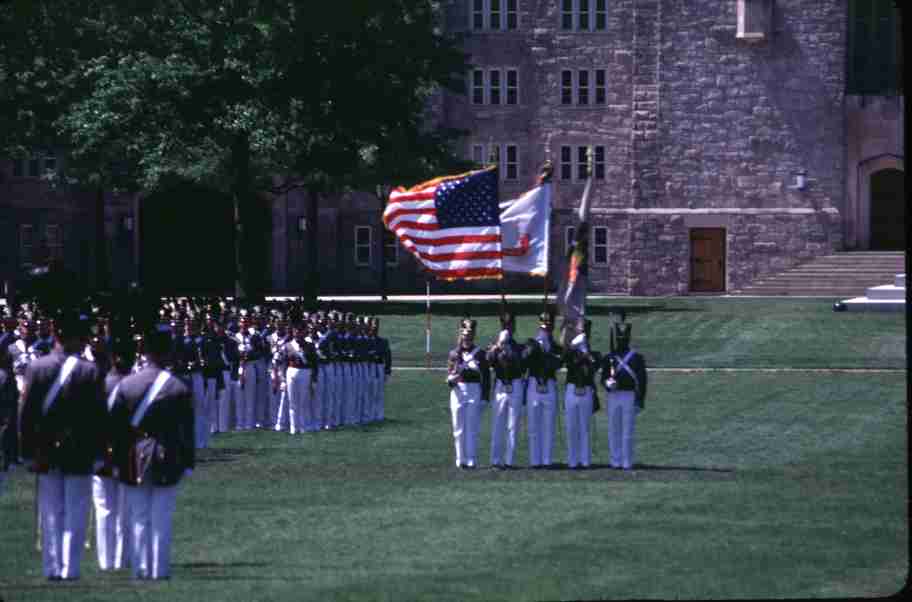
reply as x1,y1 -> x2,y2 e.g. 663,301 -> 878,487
486,312 -> 526,470
523,310 -> 564,469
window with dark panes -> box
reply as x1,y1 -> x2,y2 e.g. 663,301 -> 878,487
595,0 -> 607,30
28,157 -> 40,177
506,69 -> 518,105
595,69 -> 606,104
12,159 -> 23,177
560,146 -> 572,180
472,69 -> 484,104
579,0 -> 589,30
20,224 -> 34,266
490,0 -> 501,30
506,0 -> 518,30
489,69 -> 501,105
472,0 -> 484,29
561,70 -> 573,105
46,224 -> 63,261
562,0 -> 573,30
505,145 -> 518,181
577,146 -> 589,180
383,230 -> 399,267
594,146 -> 605,180
355,226 -> 372,266
578,70 -> 589,105
472,144 -> 486,166
593,226 -> 608,265
847,0 -> 901,94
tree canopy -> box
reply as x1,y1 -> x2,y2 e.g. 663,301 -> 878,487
0,0 -> 471,299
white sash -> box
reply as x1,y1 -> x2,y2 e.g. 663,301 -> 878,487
42,356 -> 79,415
615,350 -> 640,394
107,383 -> 121,411
131,370 -> 172,428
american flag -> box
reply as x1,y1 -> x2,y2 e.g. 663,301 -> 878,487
383,167 -> 503,280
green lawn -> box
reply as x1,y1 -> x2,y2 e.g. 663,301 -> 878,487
330,297 -> 906,369
0,298 -> 906,600
1,369 -> 906,601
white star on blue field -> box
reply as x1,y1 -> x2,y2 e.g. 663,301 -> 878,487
435,169 -> 500,228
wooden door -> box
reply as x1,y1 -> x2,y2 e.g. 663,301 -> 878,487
690,228 -> 726,292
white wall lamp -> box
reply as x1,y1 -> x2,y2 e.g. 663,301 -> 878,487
792,169 -> 807,191
123,216 -> 134,232
297,217 -> 307,233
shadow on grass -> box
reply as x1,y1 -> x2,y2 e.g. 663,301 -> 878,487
312,301 -> 704,318
173,561 -> 270,569
445,462 -> 735,481
195,447 -> 258,464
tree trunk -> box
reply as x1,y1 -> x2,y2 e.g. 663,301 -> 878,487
95,186 -> 108,291
232,134 -> 253,301
304,186 -> 320,306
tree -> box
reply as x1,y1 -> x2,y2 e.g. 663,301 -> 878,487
0,0 -> 469,302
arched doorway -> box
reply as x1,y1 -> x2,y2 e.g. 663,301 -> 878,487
869,168 -> 905,250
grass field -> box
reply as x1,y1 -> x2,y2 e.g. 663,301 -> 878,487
0,298 -> 906,601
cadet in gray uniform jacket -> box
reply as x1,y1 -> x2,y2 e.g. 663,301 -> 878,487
108,329 -> 195,580
19,314 -> 105,581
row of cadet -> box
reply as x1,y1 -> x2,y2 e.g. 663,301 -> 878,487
447,310 -> 648,471
1,300 -> 393,446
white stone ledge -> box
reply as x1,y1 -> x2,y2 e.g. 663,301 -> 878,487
587,207 -> 840,215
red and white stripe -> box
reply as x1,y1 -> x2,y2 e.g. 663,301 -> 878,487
383,187 -> 502,280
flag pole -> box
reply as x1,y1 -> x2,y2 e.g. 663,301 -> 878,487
541,134 -> 553,316
425,278 -> 431,371
488,139 -> 507,322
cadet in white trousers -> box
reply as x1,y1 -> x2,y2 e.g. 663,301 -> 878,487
446,320 -> 488,469
523,311 -> 564,468
235,319 -> 259,430
109,329 -> 195,581
563,321 -> 601,469
602,315 -> 648,470
486,315 -> 526,469
20,315 -> 105,580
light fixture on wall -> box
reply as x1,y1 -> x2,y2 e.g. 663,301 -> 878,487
793,169 -> 807,191
123,216 -> 133,232
297,216 -> 307,233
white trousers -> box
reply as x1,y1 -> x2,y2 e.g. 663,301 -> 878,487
38,472 -> 91,579
376,369 -> 386,421
450,382 -> 481,467
224,375 -> 240,432
314,365 -> 329,429
526,378 -> 558,467
343,364 -> 357,425
205,375 -> 231,434
607,390 -> 637,469
238,361 -> 258,430
125,482 -> 178,580
490,379 -> 525,467
255,359 -> 269,427
190,372 -> 208,449
92,475 -> 126,571
285,368 -> 313,433
564,385 -> 593,468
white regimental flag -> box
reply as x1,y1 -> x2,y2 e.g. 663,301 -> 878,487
499,182 -> 551,276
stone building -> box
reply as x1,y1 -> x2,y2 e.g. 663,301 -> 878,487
0,0 -> 904,297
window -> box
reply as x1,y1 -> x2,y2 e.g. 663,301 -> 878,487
561,70 -> 573,105
560,145 -> 606,181
12,159 -> 22,177
565,226 -> 576,256
20,224 -> 34,266
561,69 -> 607,106
469,0 -> 518,31
468,142 -> 516,180
736,0 -> 773,40
595,69 -> 606,104
13,151 -> 56,178
847,0 -> 902,94
506,69 -> 518,105
504,144 -> 519,181
44,154 -> 56,172
383,230 -> 399,267
560,0 -> 608,31
355,226 -> 372,267
560,146 -> 573,180
473,0 -> 484,30
471,68 -> 519,105
592,226 -> 608,265
45,224 -> 63,261
489,69 -> 501,105
28,157 -> 40,177
472,69 -> 485,104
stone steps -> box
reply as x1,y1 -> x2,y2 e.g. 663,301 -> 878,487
735,252 -> 905,296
